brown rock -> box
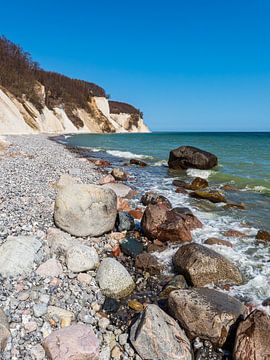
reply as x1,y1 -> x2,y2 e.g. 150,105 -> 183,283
187,177 -> 208,190
128,300 -> 144,312
98,174 -> 115,185
141,204 -> 202,243
224,203 -> 246,210
168,288 -> 245,347
147,240 -> 167,253
222,184 -> 238,191
111,168 -> 128,181
141,191 -> 172,207
117,197 -> 131,212
224,229 -> 247,238
43,324 -> 99,360
256,229 -> 270,243
172,179 -> 189,188
129,208 -> 143,220
135,253 -> 164,275
130,158 -> 147,166
175,187 -> 188,194
190,190 -> 226,203
262,297 -> 270,306
233,310 -> 270,359
173,243 -> 243,286
93,159 -> 111,167
159,275 -> 188,298
204,237 -> 233,248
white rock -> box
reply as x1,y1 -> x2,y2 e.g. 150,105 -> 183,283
0,236 -> 42,277
54,184 -> 117,237
66,245 -> 99,273
102,183 -> 132,198
96,258 -> 135,299
36,258 -> 63,277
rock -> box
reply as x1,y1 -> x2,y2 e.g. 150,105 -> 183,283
224,229 -> 247,238
54,184 -> 117,237
96,258 -> 135,299
30,344 -> 46,360
98,174 -> 116,185
55,174 -> 79,189
33,303 -> 48,317
222,184 -> 238,191
172,179 -> 189,188
233,310 -> 270,359
130,159 -> 147,167
66,244 -> 99,273
256,229 -> 270,242
102,183 -> 132,198
173,243 -> 243,286
120,237 -> 144,258
43,324 -> 99,360
175,187 -> 188,194
141,191 -> 172,207
47,306 -> 74,326
129,208 -> 144,220
130,304 -> 192,360
77,273 -> 92,285
116,212 -> 135,232
117,197 -> 131,211
224,202 -> 246,210
190,190 -> 226,203
135,252 -> 164,275
168,288 -> 245,347
0,309 -> 10,351
24,321 -> 37,333
36,258 -> 63,277
0,236 -> 42,277
204,238 -> 233,248
168,146 -> 218,170
159,275 -> 188,298
141,203 -> 202,243
187,177 -> 209,190
46,228 -> 74,255
93,159 -> 111,167
147,239 -> 167,253
262,297 -> 270,306
98,317 -> 110,330
111,168 -> 128,181
128,300 -> 144,312
194,340 -> 223,360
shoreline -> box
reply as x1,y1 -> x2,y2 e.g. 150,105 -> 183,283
0,134 -> 269,359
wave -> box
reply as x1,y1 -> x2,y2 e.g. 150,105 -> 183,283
106,149 -> 153,160
186,168 -> 214,179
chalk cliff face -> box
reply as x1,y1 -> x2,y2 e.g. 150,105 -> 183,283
0,37 -> 150,135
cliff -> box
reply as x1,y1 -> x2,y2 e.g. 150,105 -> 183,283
0,37 -> 149,134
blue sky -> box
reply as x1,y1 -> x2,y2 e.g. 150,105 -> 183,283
1,0 -> 270,131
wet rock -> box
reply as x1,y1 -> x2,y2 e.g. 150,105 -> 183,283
0,236 -> 42,277
130,158 -> 148,167
111,167 -> 128,181
102,182 -> 132,198
120,237 -> 144,257
116,212 -> 135,232
172,179 -> 189,188
66,244 -> 99,272
117,197 -> 131,211
168,288 -> 245,347
0,309 -> 10,351
141,203 -> 202,243
54,184 -> 117,237
130,304 -> 193,360
36,258 -> 63,277
43,324 -> 99,360
256,229 -> 270,242
224,202 -> 246,210
262,297 -> 270,306
128,300 -> 144,312
222,184 -> 238,191
168,146 -> 218,170
98,174 -> 116,185
173,243 -> 243,286
96,258 -> 135,299
141,191 -> 172,207
159,275 -> 188,298
224,229 -> 247,238
135,253 -> 164,275
188,177 -> 209,190
204,238 -> 233,248
175,187 -> 188,194
147,239 -> 167,253
190,190 -> 226,203
233,310 -> 270,359
93,159 -> 111,167
129,208 -> 144,220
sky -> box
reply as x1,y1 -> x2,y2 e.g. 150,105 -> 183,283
1,0 -> 270,131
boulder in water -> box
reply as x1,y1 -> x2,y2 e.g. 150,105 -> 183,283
141,191 -> 172,207
190,190 -> 226,203
168,146 -> 218,170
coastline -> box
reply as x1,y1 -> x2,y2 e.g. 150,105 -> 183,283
0,134 -> 269,359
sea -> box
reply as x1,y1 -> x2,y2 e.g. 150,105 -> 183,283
60,132 -> 270,310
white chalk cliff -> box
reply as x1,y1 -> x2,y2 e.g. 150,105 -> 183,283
0,87 -> 149,135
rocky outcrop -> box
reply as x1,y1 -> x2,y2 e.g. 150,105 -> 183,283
42,324 -> 99,360
233,310 -> 270,359
54,184 -> 117,237
168,146 -> 218,170
173,243 -> 243,286
130,304 -> 193,360
168,288 -> 245,347
141,203 -> 202,243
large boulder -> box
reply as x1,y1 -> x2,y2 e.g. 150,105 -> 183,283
233,310 -> 270,359
173,243 -> 243,286
141,204 -> 202,243
130,304 -> 193,360
190,190 -> 226,203
42,324 -> 99,360
0,236 -> 42,277
168,146 -> 218,170
168,288 -> 245,347
54,184 -> 117,237
96,258 -> 135,299
0,309 -> 10,351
